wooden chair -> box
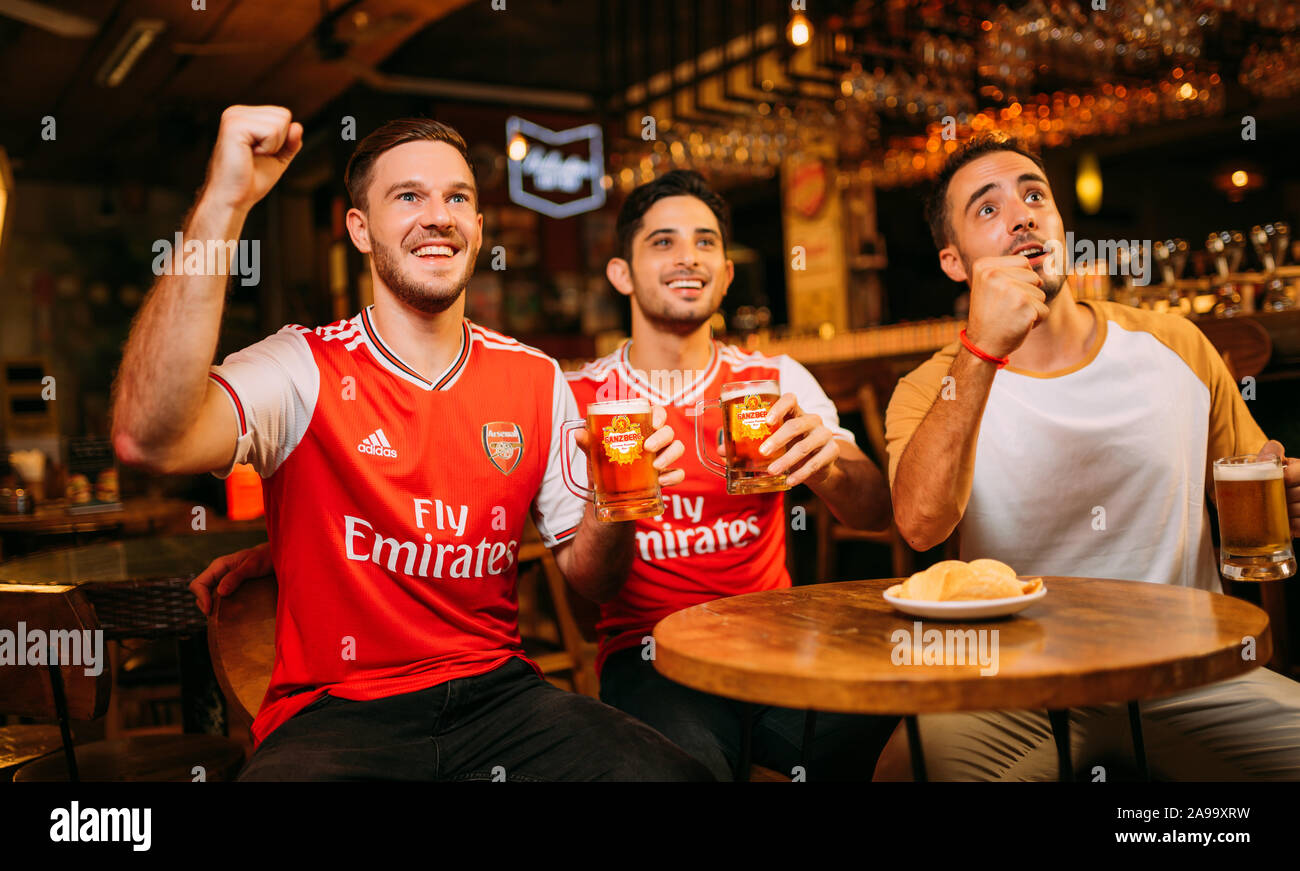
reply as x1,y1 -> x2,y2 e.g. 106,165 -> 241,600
1195,316 -> 1273,382
207,573 -> 278,742
0,585 -> 87,779
516,540 -> 599,697
815,383 -> 914,581
2,583 -> 244,781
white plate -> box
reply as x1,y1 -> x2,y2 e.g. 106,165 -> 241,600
883,583 -> 1047,620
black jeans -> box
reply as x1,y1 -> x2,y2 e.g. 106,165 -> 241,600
600,647 -> 899,781
238,657 -> 714,781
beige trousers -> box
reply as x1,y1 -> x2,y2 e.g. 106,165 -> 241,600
874,666 -> 1300,781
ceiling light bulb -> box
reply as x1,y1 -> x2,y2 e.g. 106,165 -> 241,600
508,132 -> 528,162
787,13 -> 812,47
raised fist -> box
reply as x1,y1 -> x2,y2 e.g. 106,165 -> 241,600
201,105 -> 303,213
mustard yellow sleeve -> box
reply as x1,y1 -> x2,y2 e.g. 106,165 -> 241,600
884,344 -> 960,489
1198,329 -> 1268,466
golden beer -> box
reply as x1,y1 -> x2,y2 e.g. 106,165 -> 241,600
561,399 -> 663,522
1213,456 -> 1295,581
696,380 -> 793,495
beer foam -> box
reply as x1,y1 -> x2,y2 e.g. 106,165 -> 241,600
587,398 -> 649,415
1214,460 -> 1283,481
721,380 -> 780,402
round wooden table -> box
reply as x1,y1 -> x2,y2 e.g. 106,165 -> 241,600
653,577 -> 1272,781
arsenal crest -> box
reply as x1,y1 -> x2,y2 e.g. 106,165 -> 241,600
482,421 -> 524,475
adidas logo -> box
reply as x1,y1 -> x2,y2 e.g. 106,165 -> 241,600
357,428 -> 398,458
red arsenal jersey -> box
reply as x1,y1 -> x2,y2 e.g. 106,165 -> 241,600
208,308 -> 584,745
565,341 -> 854,674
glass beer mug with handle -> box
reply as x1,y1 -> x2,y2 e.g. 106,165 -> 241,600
560,398 -> 664,522
1212,455 -> 1296,581
695,379 -> 792,495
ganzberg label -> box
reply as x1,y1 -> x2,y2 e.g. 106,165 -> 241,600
732,396 -> 772,440
602,415 -> 644,465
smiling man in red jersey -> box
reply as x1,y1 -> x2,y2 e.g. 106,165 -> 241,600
112,107 -> 710,781
565,170 -> 898,781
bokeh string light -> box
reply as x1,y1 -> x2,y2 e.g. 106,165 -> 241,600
873,69 -> 1225,189
1240,36 -> 1300,99
611,0 -> 1290,192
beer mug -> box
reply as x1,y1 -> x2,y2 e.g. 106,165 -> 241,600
560,398 -> 664,522
1212,455 -> 1296,581
695,380 -> 792,495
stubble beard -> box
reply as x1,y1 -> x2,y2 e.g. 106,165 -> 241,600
371,236 -> 478,315
1036,267 -> 1065,303
631,279 -> 720,336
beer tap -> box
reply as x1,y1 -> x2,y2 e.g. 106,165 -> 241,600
1116,244 -> 1140,307
1207,230 -> 1245,317
1152,238 -> 1188,311
1252,222 -> 1295,311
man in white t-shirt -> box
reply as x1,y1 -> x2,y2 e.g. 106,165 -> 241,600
878,135 -> 1300,780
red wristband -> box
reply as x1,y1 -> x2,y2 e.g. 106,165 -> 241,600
959,329 -> 1009,369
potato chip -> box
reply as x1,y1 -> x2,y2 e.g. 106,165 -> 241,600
961,558 -> 1024,598
911,561 -> 962,598
968,558 -> 1016,580
894,559 -> 1041,601
935,562 -> 978,599
950,573 -> 1024,599
897,566 -> 945,600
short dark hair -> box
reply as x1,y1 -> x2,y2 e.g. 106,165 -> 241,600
344,118 -> 475,213
924,135 -> 1047,250
616,170 -> 731,261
